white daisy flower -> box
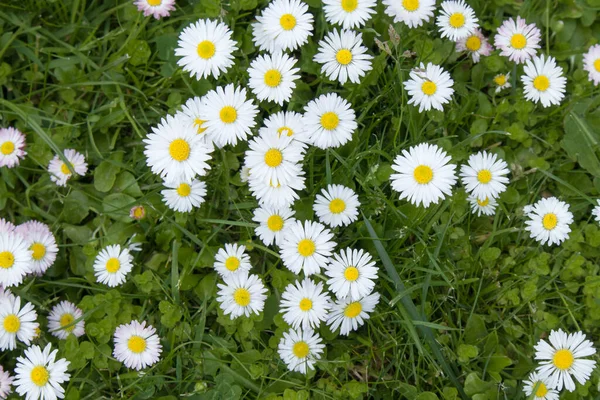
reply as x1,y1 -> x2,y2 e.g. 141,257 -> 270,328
248,176 -> 306,209
134,0 -> 175,19
583,44 -> 600,86
325,248 -> 377,300
0,365 -> 13,399
523,371 -> 559,400
178,96 -> 211,144
19,228 -> 58,276
175,19 -> 237,80
436,0 -> 478,41
382,0 -> 436,28
0,127 -> 26,168
47,301 -> 85,340
48,149 -> 88,187
521,55 -> 566,108
279,220 -> 336,276
277,328 -> 325,374
260,111 -> 309,143
143,114 -> 212,182
14,343 -> 70,400
252,0 -> 314,53
0,232 -> 32,288
326,292 -> 380,336
313,184 -> 360,228
534,329 -> 597,392
0,287 -> 15,303
216,271 -> 268,319
494,16 -> 541,64
404,62 -> 455,112
199,84 -> 259,148
0,295 -> 38,351
213,243 -> 252,279
592,199 -> 600,223
313,29 -> 373,85
0,218 -> 15,234
252,205 -> 295,246
161,178 -> 207,213
303,93 -> 357,149
456,29 -> 493,63
280,278 -> 331,329
248,53 -> 300,105
390,143 -> 458,208
494,72 -> 511,93
524,197 -> 573,246
460,151 -> 510,200
113,320 -> 162,370
468,195 -> 497,216
323,0 -> 376,29
93,244 -> 134,287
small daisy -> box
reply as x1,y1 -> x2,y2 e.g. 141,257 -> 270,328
161,178 -> 207,213
20,228 -> 58,276
436,0 -> 478,41
460,151 -> 510,200
0,232 -> 33,288
323,0 -> 376,29
592,199 -> 600,223
178,96 -> 211,144
278,328 -> 325,374
279,220 -> 336,276
130,205 -> 146,220
0,127 -> 26,168
468,195 -> 498,216
583,44 -> 600,86
14,343 -> 70,400
494,17 -> 541,64
213,243 -> 252,278
523,371 -> 560,400
494,72 -> 512,92
253,205 -> 295,246
382,0 -> 436,28
456,29 -> 493,63
524,197 -> 573,246
534,329 -> 596,392
303,93 -> 357,149
113,320 -> 162,370
252,0 -> 314,53
0,365 -> 12,399
248,53 -> 300,105
280,278 -> 331,329
48,149 -> 88,187
313,184 -> 360,227
313,29 -> 373,85
390,143 -> 457,208
216,271 -> 268,319
175,19 -> 237,80
325,248 -> 377,300
133,0 -> 175,19
259,111 -> 309,143
47,301 -> 85,340
0,218 -> 15,234
0,295 -> 38,351
93,244 -> 134,287
521,54 -> 566,108
326,292 -> 380,336
199,84 -> 259,148
248,178 -> 305,209
404,63 -> 455,112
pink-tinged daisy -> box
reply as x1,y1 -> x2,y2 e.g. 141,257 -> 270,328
494,17 -> 541,64
0,127 -> 26,168
133,0 -> 175,20
456,29 -> 493,63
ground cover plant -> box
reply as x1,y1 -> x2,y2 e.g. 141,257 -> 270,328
1,0 -> 600,398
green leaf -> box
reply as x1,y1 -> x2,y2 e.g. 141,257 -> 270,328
62,190 -> 90,224
103,193 -> 136,222
127,39 -> 151,66
562,111 -> 600,177
94,161 -> 120,192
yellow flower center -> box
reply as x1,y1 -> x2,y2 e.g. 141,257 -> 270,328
30,366 -> 49,387
341,0 -> 358,12
292,341 -> 309,358
264,148 -> 283,168
329,198 -> 346,214
197,40 -> 216,60
320,112 -> 340,130
465,35 -> 481,51
510,33 -> 527,49
233,288 -> 251,306
594,59 -> 600,73
132,206 -> 145,220
413,165 -> 433,184
147,0 -> 161,5
277,126 -> 294,137
61,162 -> 72,175
264,69 -> 282,88
299,298 -> 313,311
344,266 -> 359,281
194,118 -> 207,134
297,239 -> 316,257
280,13 -> 297,30
542,213 -> 558,230
106,257 -> 121,273
219,106 -> 237,124
494,74 -> 507,86
552,349 -> 575,370
0,141 -> 15,155
533,75 -> 550,92
31,243 -> 46,261
60,313 -> 75,331
403,0 -> 419,11
336,49 -> 353,65
225,256 -> 240,271
0,251 -> 15,269
477,169 -> 492,184
449,13 -> 465,28
127,335 -> 147,354
344,301 -> 362,318
3,314 -> 20,333
477,197 -> 489,207
535,381 -> 548,397
421,81 -> 437,95
169,139 -> 191,162
267,215 -> 284,231
177,183 -> 191,197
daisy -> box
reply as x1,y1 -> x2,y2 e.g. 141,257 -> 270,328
404,63 -> 455,112
175,19 -> 237,80
0,232 -> 32,287
303,93 -> 357,149
20,228 -> 58,276
279,220 -> 336,276
524,197 -> 573,246
133,0 -> 175,19
199,84 -> 259,148
14,343 -> 70,400
521,55 -> 566,108
161,178 -> 207,213
93,244 -> 134,287
455,29 -> 493,63
113,320 -> 162,370
323,0 -> 376,29
390,143 -> 457,208
178,96 -> 211,144
325,248 -> 377,300
0,365 -> 12,399
0,218 -> 15,234
213,243 -> 252,278
259,111 -> 309,143
129,205 -> 146,220
253,205 -> 295,246
523,371 -> 559,400
47,301 -> 85,340
278,328 -> 325,374
326,292 -> 380,335
436,0 -> 478,41
460,151 -> 510,200
534,329 -> 596,392
382,0 -> 436,28
494,17 -> 541,64
583,44 -> 600,86
0,295 -> 38,351
592,199 -> 600,223
313,184 -> 360,227
494,72 -> 511,92
252,0 -> 314,53
216,271 -> 268,319
0,127 -> 26,168
48,149 -> 88,187
143,114 -> 212,182
313,29 -> 373,85
280,278 -> 331,329
468,195 -> 498,216
248,53 -> 300,105
248,175 -> 306,209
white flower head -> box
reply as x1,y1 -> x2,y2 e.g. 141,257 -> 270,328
161,178 -> 207,213
494,72 -> 512,92
280,278 -> 331,329
134,0 -> 175,19
460,151 -> 510,200
436,0 -> 478,41
252,205 -> 295,246
383,0 -> 435,28
0,232 -> 33,287
278,328 -> 325,374
0,295 -> 38,351
521,54 -> 566,108
303,93 -> 357,149
456,29 -> 493,63
0,365 -> 13,399
248,178 -> 305,209
252,0 -> 314,53
47,300 -> 85,340
48,149 -> 88,187
248,53 -> 300,105
326,292 -> 380,335
14,343 -> 70,400
323,0 -> 376,29
18,226 -> 58,276
583,44 -> 600,86
178,96 -> 212,145
260,111 -> 308,144
404,62 -> 455,112
279,220 -> 336,276
313,184 -> 360,228
523,371 -> 559,400
216,271 -> 267,319
213,243 -> 252,279
93,244 -> 134,287
468,195 -> 498,216
494,17 -> 541,64
0,127 -> 26,168
524,197 -> 573,246
325,248 -> 378,300
113,320 -> 162,370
